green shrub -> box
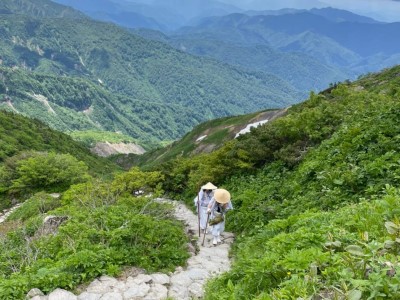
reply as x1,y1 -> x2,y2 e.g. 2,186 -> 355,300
0,180 -> 189,299
205,187 -> 400,299
0,151 -> 90,197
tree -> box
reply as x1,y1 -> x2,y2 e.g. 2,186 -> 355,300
111,167 -> 164,197
4,151 -> 90,195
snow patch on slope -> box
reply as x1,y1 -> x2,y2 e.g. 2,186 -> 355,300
196,135 -> 207,142
235,120 -> 269,138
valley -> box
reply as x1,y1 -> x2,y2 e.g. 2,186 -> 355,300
1,0 -> 400,299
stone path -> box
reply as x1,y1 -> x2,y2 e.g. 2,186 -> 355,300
27,199 -> 234,300
0,203 -> 22,224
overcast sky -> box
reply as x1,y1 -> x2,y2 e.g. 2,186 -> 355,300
218,0 -> 400,22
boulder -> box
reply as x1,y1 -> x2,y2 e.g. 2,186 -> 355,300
150,273 -> 170,286
26,288 -> 44,299
48,289 -> 77,300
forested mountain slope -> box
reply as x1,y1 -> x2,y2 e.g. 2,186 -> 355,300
176,11 -> 400,74
0,66 -> 186,146
0,109 -> 119,211
149,65 -> 400,299
0,110 -> 116,171
0,0 -> 302,145
115,109 -> 287,170
135,28 -> 350,92
0,110 -> 188,299
0,0 -> 85,19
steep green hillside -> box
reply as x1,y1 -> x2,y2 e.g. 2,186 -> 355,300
161,35 -> 351,91
0,1 -> 303,145
0,110 -> 116,170
114,109 -> 287,170
154,65 -> 400,298
0,66 -> 188,146
0,108 -> 122,215
0,93 -> 187,300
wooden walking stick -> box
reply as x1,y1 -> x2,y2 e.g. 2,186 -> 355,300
197,187 -> 201,237
202,212 -> 210,246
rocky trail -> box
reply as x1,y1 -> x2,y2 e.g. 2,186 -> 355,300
0,203 -> 23,224
26,199 -> 234,300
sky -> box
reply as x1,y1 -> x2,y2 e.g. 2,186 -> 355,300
216,0 -> 400,22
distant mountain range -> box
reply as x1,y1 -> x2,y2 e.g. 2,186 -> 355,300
134,28 -> 350,92
3,0 -> 400,147
173,8 -> 400,75
0,0 -> 301,147
47,1 -> 400,93
52,0 -> 242,30
244,7 -> 381,24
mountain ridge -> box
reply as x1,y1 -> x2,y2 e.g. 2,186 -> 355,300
175,11 -> 400,75
0,0 -> 303,146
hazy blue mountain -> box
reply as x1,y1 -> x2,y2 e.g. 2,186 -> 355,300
53,0 -> 118,12
236,12 -> 400,56
52,0 -> 242,30
244,8 -> 306,16
243,7 -> 381,24
134,28 -> 351,91
152,0 -> 241,20
177,12 -> 400,73
86,10 -> 165,31
1,0 -> 303,146
309,7 -> 381,24
53,0 -> 166,30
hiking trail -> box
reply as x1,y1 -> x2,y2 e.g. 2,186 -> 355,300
26,198 -> 234,300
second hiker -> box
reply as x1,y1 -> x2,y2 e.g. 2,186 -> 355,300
207,188 -> 233,245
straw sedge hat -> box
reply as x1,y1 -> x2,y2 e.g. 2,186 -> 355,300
202,182 -> 217,190
214,188 -> 231,204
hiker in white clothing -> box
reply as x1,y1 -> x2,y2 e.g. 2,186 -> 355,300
207,188 -> 233,245
194,182 -> 217,233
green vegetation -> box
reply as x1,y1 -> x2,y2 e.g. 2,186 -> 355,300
0,106 -> 188,299
114,110 -> 277,170
0,1 -> 302,146
0,66 -> 178,146
0,173 -> 188,299
146,65 -> 400,298
2,3 -> 400,298
70,131 -> 137,147
205,187 -> 400,299
0,152 -> 90,197
0,0 -> 85,19
0,110 -> 117,175
0,110 -> 120,210
149,33 -> 352,92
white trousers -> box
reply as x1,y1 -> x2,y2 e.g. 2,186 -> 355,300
199,206 -> 209,230
211,220 -> 225,237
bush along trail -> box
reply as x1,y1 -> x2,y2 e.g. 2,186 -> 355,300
25,199 -> 234,300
